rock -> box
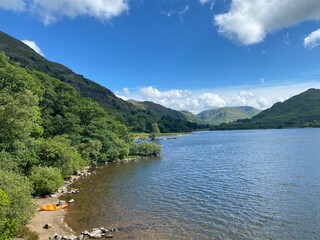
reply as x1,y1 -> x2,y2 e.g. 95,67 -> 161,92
99,227 -> 108,233
61,235 -> 77,240
69,199 -> 75,203
81,230 -> 90,235
49,233 -> 61,240
43,223 -> 52,229
78,235 -> 85,240
50,194 -> 57,198
93,234 -> 102,239
106,235 -> 114,238
110,228 -> 117,232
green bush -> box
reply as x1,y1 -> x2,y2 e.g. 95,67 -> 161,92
0,171 -> 36,238
39,136 -> 87,178
29,167 -> 64,196
130,142 -> 162,157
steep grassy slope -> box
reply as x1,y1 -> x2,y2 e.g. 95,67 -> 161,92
0,31 -> 203,132
198,106 -> 261,125
128,100 -> 187,120
214,88 -> 320,129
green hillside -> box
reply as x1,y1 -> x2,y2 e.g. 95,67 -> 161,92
198,106 -> 261,125
180,110 -> 199,122
213,88 -> 320,130
128,100 -> 187,120
0,31 -> 203,133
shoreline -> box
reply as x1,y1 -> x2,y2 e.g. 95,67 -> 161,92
25,167 -> 91,240
24,157 -> 150,240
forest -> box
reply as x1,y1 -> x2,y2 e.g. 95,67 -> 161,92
0,52 -> 161,238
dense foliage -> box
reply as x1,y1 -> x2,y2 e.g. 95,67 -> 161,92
29,167 -> 64,196
0,52 -> 162,236
0,171 -> 36,239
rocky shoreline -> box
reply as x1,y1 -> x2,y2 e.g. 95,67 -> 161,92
26,158 -> 146,240
49,227 -> 119,240
25,167 -> 96,240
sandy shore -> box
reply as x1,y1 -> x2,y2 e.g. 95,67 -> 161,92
25,168 -> 90,240
26,192 -> 74,240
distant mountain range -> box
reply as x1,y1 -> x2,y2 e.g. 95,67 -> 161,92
127,100 -> 261,126
197,106 -> 261,125
213,88 -> 320,130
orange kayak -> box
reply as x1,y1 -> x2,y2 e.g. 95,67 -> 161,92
40,203 -> 68,211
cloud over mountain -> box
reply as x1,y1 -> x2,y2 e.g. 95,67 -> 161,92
21,40 -> 44,56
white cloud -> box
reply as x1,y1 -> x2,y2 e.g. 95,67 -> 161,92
214,0 -> 320,45
0,0 -> 129,25
199,0 -> 209,4
304,28 -> 320,49
21,40 -> 45,56
122,87 -> 130,95
161,5 -> 190,22
116,82 -> 320,114
228,90 -> 269,109
136,86 -> 267,113
0,0 -> 25,12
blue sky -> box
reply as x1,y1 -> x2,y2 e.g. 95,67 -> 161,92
1,0 -> 320,113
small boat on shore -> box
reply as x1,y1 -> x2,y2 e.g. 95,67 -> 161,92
40,201 -> 68,211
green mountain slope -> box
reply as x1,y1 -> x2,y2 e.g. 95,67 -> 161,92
127,100 -> 210,132
0,31 -> 204,132
214,88 -> 320,130
128,100 -> 187,120
180,110 -> 199,122
198,106 -> 261,125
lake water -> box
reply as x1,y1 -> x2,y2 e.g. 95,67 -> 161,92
65,129 -> 320,239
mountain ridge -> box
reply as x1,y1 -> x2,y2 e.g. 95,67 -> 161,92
213,88 -> 320,130
0,31 -> 201,132
197,106 -> 261,125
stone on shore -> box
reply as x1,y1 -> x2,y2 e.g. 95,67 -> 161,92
43,223 -> 52,229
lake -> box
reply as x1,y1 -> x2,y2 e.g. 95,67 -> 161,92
64,129 -> 320,239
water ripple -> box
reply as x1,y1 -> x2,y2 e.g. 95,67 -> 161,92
65,129 -> 320,240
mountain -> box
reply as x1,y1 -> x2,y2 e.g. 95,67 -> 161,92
198,106 -> 261,125
127,100 -> 210,132
128,100 -> 187,120
0,31 -> 144,124
180,110 -> 199,122
213,88 -> 320,130
0,31 -> 204,132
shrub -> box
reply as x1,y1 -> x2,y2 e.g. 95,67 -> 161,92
130,142 -> 161,157
29,167 -> 64,196
39,136 -> 87,178
0,171 -> 36,238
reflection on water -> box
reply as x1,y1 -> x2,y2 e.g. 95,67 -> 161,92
64,129 -> 320,239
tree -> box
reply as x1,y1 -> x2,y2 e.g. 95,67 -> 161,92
0,90 -> 43,149
29,167 -> 64,196
39,136 -> 87,178
149,123 -> 160,140
0,170 -> 36,238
